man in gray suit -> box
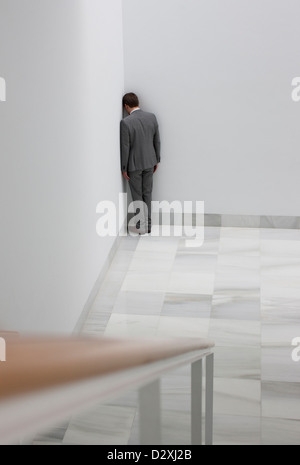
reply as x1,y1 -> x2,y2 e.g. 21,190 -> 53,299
120,93 -> 161,235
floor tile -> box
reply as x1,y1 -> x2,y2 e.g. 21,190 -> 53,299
121,271 -> 170,293
63,404 -> 136,445
208,318 -> 261,348
157,316 -> 210,338
261,297 -> 300,323
104,314 -> 160,338
262,347 -> 300,383
261,322 -> 300,347
262,381 -> 300,420
213,378 -> 261,417
162,293 -> 212,318
261,418 -> 300,445
112,291 -> 165,315
214,414 -> 261,445
59,225 -> 300,445
214,346 -> 261,380
167,272 -> 215,295
172,254 -> 217,274
260,228 -> 300,241
211,292 -> 261,321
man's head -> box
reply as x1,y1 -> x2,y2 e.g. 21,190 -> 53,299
123,92 -> 140,114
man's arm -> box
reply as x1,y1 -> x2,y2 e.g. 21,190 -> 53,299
153,118 -> 161,164
120,120 -> 130,175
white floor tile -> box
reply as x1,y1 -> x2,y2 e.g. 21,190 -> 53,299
57,225 -> 300,445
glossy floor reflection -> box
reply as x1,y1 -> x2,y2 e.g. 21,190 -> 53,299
36,226 -> 300,445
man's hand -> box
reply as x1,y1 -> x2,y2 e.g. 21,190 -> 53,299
122,171 -> 130,181
154,164 -> 159,174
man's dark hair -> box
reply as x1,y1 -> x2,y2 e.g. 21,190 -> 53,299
123,93 -> 139,108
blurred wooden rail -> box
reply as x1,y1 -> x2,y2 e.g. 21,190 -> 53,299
0,335 -> 214,445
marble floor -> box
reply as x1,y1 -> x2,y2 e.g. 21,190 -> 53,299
35,226 -> 300,445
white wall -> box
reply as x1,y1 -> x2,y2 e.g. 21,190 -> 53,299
0,0 -> 124,333
123,0 -> 300,216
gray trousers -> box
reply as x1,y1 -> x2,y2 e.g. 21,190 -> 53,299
128,168 -> 154,233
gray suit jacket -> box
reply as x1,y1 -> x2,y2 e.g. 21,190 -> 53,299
120,110 -> 161,172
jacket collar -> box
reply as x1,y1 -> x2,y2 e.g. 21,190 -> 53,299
130,108 -> 142,115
